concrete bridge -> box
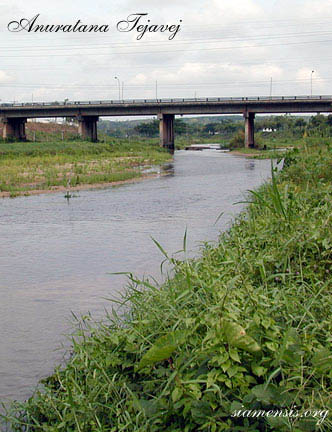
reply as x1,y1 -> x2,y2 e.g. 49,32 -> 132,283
1,95 -> 332,149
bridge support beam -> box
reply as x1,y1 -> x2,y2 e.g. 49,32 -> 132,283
2,117 -> 27,141
78,116 -> 98,142
158,113 -> 174,151
244,112 -> 255,148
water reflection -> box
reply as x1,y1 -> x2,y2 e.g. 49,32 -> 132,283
0,150 -> 272,402
160,163 -> 175,176
245,160 -> 256,170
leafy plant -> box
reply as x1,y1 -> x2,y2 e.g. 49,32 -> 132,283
2,140 -> 331,431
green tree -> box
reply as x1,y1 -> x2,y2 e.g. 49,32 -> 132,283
174,119 -> 187,135
203,123 -> 218,135
134,120 -> 159,137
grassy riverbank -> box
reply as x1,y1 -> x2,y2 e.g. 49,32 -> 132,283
230,135 -> 332,159
3,139 -> 332,431
230,148 -> 288,159
0,139 -> 171,197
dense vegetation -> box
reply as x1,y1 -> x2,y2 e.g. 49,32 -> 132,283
97,113 -> 332,151
98,113 -> 332,140
3,139 -> 331,431
99,116 -> 242,143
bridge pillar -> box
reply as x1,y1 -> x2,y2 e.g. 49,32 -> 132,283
78,116 -> 98,142
244,112 -> 255,148
2,117 -> 27,141
158,113 -> 174,151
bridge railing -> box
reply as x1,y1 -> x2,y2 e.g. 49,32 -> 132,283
1,95 -> 331,108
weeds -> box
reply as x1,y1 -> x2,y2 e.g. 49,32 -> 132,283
0,139 -> 171,196
2,141 -> 331,431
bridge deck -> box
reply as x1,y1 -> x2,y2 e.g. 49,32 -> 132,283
1,96 -> 332,118
1,96 -> 331,147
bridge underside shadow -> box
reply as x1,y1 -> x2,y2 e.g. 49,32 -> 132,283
158,113 -> 175,151
2,117 -> 27,141
77,116 -> 98,142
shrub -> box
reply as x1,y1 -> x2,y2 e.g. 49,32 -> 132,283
229,131 -> 264,150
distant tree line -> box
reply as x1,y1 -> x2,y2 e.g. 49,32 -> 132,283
98,114 -> 332,141
256,114 -> 332,138
98,117 -> 244,139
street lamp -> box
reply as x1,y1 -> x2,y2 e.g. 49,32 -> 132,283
311,70 -> 315,97
114,76 -> 121,100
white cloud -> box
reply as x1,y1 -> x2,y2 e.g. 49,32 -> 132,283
0,71 -> 14,83
0,0 -> 332,101
295,0 -> 332,19
212,0 -> 264,20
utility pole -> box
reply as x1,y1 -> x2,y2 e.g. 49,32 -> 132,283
114,76 -> 121,100
32,94 -> 36,121
311,70 -> 315,97
121,82 -> 124,100
269,77 -> 273,98
155,80 -> 158,99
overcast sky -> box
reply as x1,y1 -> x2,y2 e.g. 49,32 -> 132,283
1,0 -> 332,104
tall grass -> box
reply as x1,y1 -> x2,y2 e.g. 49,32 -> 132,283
2,141 -> 331,431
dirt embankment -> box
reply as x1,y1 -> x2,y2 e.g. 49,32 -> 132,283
0,121 -> 78,136
25,121 -> 78,134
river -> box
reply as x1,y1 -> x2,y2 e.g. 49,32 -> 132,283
0,149 -> 273,403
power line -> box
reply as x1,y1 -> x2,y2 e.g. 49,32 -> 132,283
0,76 -> 328,90
0,55 -> 330,71
1,54 -> 332,76
2,29 -> 332,52
1,37 -> 332,58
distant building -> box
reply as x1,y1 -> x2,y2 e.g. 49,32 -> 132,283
262,128 -> 277,133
